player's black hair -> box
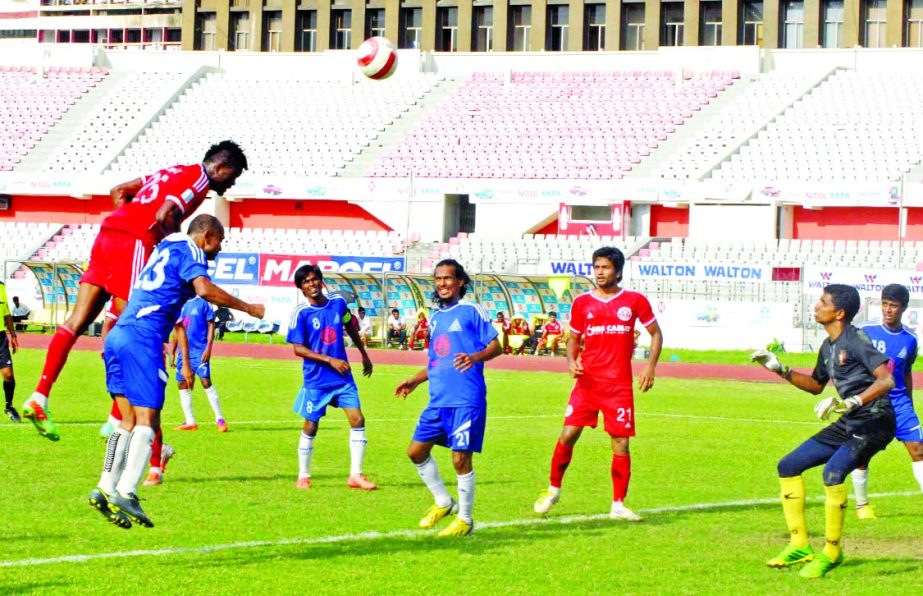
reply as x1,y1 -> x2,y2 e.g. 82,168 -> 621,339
549,311 -> 557,317
881,283 -> 910,309
824,284 -> 861,323
358,306 -> 366,314
592,246 -> 625,283
204,140 -> 248,172
431,258 -> 470,306
293,264 -> 323,288
187,213 -> 224,236
391,308 -> 400,314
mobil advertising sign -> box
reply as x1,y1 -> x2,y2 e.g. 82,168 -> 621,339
259,254 -> 405,286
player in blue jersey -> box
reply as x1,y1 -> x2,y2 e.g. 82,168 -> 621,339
88,214 -> 265,529
853,284 -> 923,518
395,259 -> 501,537
287,264 -> 376,491
172,296 -> 228,434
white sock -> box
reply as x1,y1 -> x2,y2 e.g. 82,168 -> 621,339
98,427 -> 131,495
852,468 -> 870,506
149,466 -> 162,476
349,427 -> 367,476
106,415 -> 120,428
205,385 -> 224,421
912,460 -> 923,491
414,456 -> 452,508
547,485 -> 561,498
179,389 -> 195,425
457,471 -> 475,523
24,391 -> 48,410
116,425 -> 155,497
298,433 -> 314,478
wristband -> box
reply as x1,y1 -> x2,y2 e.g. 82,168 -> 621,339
780,366 -> 792,379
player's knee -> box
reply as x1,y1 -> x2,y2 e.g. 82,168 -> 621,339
452,452 -> 473,474
0,367 -> 13,382
201,378 -> 212,389
823,465 -> 848,486
349,413 -> 365,428
777,455 -> 803,478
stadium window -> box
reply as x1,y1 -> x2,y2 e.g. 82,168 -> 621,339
295,9 -> 317,51
782,0 -> 804,48
908,0 -> 923,46
863,0 -> 887,46
56,29 -> 71,42
437,6 -> 458,51
331,9 -> 352,49
166,27 -> 181,49
365,8 -> 385,39
196,13 -> 217,50
660,2 -> 684,47
583,3 -> 605,50
472,5 -> 493,51
620,2 -> 645,50
509,5 -> 532,51
546,5 -> 569,51
262,10 -> 282,51
739,0 -> 763,45
230,12 -> 250,50
699,1 -> 722,46
399,7 -> 422,48
821,0 -> 843,47
72,29 -> 90,43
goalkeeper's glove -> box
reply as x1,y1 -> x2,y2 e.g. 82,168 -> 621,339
814,396 -> 842,421
750,349 -> 791,378
835,396 -> 862,415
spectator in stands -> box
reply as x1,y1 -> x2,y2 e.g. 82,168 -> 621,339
21,140 -> 248,442
535,311 -> 564,356
214,306 -> 234,341
508,314 -> 531,355
409,311 -> 430,351
11,297 -> 30,332
494,312 -> 511,353
357,307 -> 373,348
387,308 -> 407,349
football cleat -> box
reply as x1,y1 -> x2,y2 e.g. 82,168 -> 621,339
174,423 -> 198,431
533,488 -> 559,515
609,502 -> 643,522
347,474 -> 378,490
437,517 -> 473,537
799,551 -> 844,579
418,499 -> 458,529
88,488 -> 132,530
5,405 -> 21,423
216,419 -> 228,433
295,476 -> 312,490
22,398 -> 59,441
766,544 -> 816,568
142,471 -> 163,487
99,421 -> 115,440
109,492 -> 154,528
160,443 -> 175,472
855,503 -> 877,520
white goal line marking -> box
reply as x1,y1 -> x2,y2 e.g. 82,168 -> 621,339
0,491 -> 917,569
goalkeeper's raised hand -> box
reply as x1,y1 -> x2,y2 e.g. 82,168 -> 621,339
813,396 -> 842,420
750,349 -> 791,377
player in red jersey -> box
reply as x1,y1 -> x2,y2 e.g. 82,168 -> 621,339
534,311 -> 563,355
533,246 -> 663,520
22,141 -> 248,441
409,311 -> 430,350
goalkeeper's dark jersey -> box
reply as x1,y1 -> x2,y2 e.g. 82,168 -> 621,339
811,324 -> 895,445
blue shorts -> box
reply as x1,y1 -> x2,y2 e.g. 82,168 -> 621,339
412,405 -> 486,452
104,326 -> 168,410
175,352 -> 211,382
293,383 -> 360,422
894,401 -> 923,443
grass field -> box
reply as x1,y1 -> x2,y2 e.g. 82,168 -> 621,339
1,348 -> 921,594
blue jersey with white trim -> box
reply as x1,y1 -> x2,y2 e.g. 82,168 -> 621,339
178,296 -> 214,355
117,233 -> 208,342
286,294 -> 354,389
427,299 -> 498,408
858,320 -> 917,408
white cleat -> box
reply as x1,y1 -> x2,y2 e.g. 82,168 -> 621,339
533,488 -> 560,515
609,502 -> 642,522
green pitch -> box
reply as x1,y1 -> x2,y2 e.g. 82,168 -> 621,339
1,350 -> 920,594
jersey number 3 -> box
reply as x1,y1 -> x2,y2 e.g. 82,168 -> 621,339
136,248 -> 171,291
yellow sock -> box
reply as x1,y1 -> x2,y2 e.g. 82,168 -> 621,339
823,483 -> 847,560
779,476 -> 809,548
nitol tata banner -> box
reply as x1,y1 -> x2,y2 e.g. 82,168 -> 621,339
802,266 -> 923,299
208,252 -> 405,287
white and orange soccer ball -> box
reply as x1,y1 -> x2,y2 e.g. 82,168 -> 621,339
356,36 -> 398,80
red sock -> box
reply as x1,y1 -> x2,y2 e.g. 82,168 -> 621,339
550,441 -> 574,488
109,400 -> 121,420
35,326 -> 78,397
149,428 -> 163,468
611,453 -> 631,502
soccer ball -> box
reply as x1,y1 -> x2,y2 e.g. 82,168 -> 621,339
357,36 -> 398,80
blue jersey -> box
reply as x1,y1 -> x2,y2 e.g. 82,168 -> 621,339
859,320 -> 918,408
118,233 -> 208,343
287,294 -> 353,389
179,296 -> 214,355
427,300 -> 498,408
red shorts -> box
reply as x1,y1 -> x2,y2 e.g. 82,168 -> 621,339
80,229 -> 152,301
564,378 -> 636,437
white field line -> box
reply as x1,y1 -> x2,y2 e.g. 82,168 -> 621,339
0,491 -> 918,569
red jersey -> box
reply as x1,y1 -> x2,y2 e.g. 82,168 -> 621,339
569,289 -> 655,384
543,320 -> 562,336
416,317 -> 429,330
102,164 -> 211,247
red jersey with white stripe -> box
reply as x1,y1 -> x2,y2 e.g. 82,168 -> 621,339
544,320 -> 562,336
102,164 -> 210,246
569,289 -> 656,384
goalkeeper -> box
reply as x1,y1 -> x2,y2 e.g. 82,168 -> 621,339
751,284 -> 895,579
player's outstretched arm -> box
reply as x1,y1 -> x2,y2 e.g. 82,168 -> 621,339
192,277 -> 265,320
637,321 -> 663,393
395,368 -> 428,399
109,177 -> 143,208
174,323 -> 194,388
751,350 -> 826,394
343,313 -> 373,377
